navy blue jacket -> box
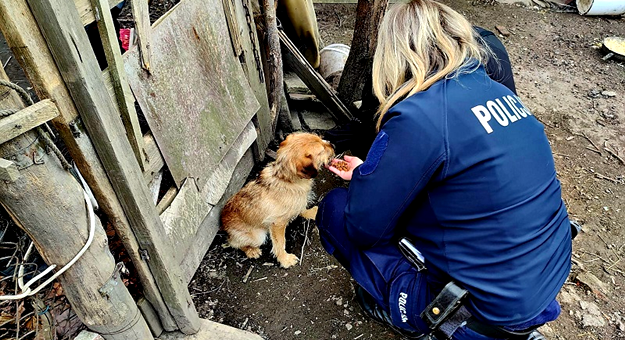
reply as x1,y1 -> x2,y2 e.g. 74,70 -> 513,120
344,65 -> 571,325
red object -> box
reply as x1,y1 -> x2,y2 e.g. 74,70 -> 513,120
119,28 -> 131,52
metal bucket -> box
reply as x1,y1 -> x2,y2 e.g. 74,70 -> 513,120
577,0 -> 625,15
319,44 -> 350,80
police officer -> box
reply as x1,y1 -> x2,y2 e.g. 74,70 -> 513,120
315,1 -> 572,339
324,24 -> 518,160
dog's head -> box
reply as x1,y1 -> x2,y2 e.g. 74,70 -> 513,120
276,132 -> 335,179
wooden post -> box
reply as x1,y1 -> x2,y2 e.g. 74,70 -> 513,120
26,0 -> 200,333
131,0 -> 152,71
0,67 -> 152,340
0,0 -> 178,331
260,0 -> 285,133
336,0 -> 389,107
224,0 -> 273,159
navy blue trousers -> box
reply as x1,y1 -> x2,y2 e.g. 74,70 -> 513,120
315,188 -> 555,340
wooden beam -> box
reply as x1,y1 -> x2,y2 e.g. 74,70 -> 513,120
131,0 -> 152,71
92,0 -> 147,170
76,0 -> 123,26
0,64 -> 153,340
161,178 -> 210,253
0,158 -> 20,182
182,148 -> 255,281
0,99 -> 59,145
201,121 -> 256,205
0,0 -> 177,331
27,0 -> 200,333
235,0 -> 272,160
222,0 -> 244,59
156,186 -> 178,215
143,132 -> 166,184
279,30 -> 354,123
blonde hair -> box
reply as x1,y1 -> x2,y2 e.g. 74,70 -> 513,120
372,0 -> 489,129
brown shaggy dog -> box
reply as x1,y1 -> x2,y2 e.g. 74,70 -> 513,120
220,133 -> 334,268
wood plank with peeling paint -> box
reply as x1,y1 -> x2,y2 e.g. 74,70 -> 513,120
124,0 -> 260,189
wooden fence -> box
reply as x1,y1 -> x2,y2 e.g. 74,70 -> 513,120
0,0 -> 273,338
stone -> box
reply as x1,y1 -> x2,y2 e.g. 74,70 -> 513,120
496,25 -> 511,37
74,331 -> 104,340
582,314 -> 606,328
300,110 -> 337,130
284,72 -> 311,95
345,323 -> 353,331
538,324 -> 554,337
157,318 -> 263,340
578,300 -> 606,328
559,289 -> 582,305
602,91 -> 617,98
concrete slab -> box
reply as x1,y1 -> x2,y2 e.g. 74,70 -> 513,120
284,72 -> 311,95
157,319 -> 262,340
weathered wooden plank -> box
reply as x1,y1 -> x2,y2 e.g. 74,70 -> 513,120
158,318 -> 263,340
0,158 -> 20,182
156,186 -> 178,214
143,132 -> 166,184
0,0 -> 177,330
149,170 -> 164,205
279,30 -> 354,123
92,0 -> 147,170
138,297 -> 165,337
76,0 -> 123,26
201,121 -> 257,205
0,99 -> 59,145
182,148 -> 255,281
124,0 -> 260,188
235,0 -> 272,160
27,0 -> 200,333
131,0 -> 152,71
0,65 -> 152,340
222,0 -> 244,59
161,178 -> 210,252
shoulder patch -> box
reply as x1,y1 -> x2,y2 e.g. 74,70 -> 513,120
359,131 -> 389,176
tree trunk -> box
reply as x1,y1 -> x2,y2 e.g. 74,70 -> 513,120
336,0 -> 389,109
0,67 -> 152,340
260,0 -> 289,134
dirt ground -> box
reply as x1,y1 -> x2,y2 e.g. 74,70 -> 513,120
190,2 -> 625,340
0,1 -> 623,339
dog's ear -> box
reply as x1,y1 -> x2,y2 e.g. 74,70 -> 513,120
297,158 -> 318,179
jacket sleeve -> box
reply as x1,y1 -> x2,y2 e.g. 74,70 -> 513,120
344,109 -> 447,249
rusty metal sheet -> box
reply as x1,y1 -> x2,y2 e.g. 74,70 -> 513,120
124,0 -> 259,188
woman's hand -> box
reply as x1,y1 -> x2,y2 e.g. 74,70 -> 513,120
327,155 -> 364,181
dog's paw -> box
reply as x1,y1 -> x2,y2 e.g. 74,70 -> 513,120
243,247 -> 262,259
278,253 -> 299,268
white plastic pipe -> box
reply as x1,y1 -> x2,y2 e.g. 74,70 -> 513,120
577,0 -> 625,15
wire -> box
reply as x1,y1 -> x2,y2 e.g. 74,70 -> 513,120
0,189 -> 96,300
